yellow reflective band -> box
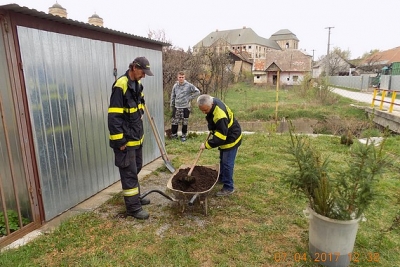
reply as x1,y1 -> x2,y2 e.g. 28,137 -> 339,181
108,107 -> 124,113
214,131 -> 227,140
228,116 -> 233,127
220,134 -> 242,149
114,77 -> 129,94
205,141 -> 212,149
123,107 -> 138,113
213,106 -> 228,123
110,133 -> 124,140
126,136 -> 144,147
123,187 -> 139,197
138,103 -> 144,110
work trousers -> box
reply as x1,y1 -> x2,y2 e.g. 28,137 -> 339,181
171,108 -> 190,136
114,146 -> 143,213
219,146 -> 239,192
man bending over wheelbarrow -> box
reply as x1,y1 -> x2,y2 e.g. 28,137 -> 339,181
197,94 -> 242,196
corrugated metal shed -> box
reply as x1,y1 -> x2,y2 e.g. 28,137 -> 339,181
0,3 -> 167,248
1,4 -> 168,47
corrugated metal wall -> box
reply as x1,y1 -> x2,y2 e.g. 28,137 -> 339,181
16,26 -> 163,220
329,75 -> 400,91
114,45 -> 164,165
391,76 -> 400,90
0,25 -> 33,229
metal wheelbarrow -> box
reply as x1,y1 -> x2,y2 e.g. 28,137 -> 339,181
139,164 -> 219,216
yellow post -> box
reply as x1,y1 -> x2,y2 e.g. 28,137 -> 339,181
275,71 -> 280,122
389,91 -> 397,113
379,90 -> 386,110
371,89 -> 378,107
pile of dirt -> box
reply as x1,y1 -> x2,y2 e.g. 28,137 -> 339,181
171,166 -> 218,192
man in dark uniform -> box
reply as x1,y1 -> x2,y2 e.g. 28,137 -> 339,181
197,94 -> 242,196
108,57 -> 153,219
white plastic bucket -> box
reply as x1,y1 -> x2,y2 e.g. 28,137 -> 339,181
303,207 -> 361,267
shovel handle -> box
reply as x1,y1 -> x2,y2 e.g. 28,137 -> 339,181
188,132 -> 212,176
188,149 -> 204,176
145,106 -> 166,159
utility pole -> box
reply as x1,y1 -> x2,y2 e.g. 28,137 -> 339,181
325,26 -> 334,76
311,49 -> 315,77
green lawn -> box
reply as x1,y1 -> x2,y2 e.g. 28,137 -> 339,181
1,84 -> 399,267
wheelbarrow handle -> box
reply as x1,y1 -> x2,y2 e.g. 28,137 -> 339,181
188,193 -> 200,206
140,189 -> 176,202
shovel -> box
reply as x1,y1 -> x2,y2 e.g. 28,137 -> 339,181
144,106 -> 175,173
185,132 -> 211,182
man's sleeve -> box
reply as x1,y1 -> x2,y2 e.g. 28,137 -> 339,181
170,84 -> 176,107
108,87 -> 126,149
205,117 -> 229,149
191,84 -> 200,99
139,84 -> 145,115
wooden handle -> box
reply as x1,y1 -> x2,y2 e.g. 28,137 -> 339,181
144,106 -> 165,159
188,149 -> 203,176
187,132 -> 212,176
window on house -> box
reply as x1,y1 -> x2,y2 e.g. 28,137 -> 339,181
286,42 -> 289,48
257,75 -> 260,79
248,46 -> 251,49
293,76 -> 298,82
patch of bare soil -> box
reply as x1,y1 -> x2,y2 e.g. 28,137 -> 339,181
96,166 -> 221,224
172,166 -> 218,192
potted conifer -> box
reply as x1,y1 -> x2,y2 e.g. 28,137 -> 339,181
283,123 -> 388,267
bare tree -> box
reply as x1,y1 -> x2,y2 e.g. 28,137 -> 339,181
147,29 -> 170,44
188,47 -> 234,100
328,47 -> 351,76
358,50 -> 383,73
147,29 -> 191,107
147,29 -> 234,104
162,47 -> 191,99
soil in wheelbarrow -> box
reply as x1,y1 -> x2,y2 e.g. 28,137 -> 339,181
172,166 -> 218,192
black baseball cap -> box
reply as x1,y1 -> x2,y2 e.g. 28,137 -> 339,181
132,56 -> 154,76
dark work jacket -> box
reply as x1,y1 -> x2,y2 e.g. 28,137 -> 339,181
205,97 -> 242,150
108,70 -> 145,149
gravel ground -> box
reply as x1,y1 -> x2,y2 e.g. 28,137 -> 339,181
96,170 -> 224,225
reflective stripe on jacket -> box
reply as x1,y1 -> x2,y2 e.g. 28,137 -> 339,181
205,98 -> 242,150
108,71 -> 145,149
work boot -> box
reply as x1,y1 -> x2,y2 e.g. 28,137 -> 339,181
127,209 -> 149,220
181,135 -> 187,142
215,188 -> 235,197
140,198 -> 150,205
171,134 -> 178,140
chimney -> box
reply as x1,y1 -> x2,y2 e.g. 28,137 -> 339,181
48,2 -> 67,18
88,13 -> 104,27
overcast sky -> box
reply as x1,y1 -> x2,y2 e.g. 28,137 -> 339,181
1,0 -> 399,60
